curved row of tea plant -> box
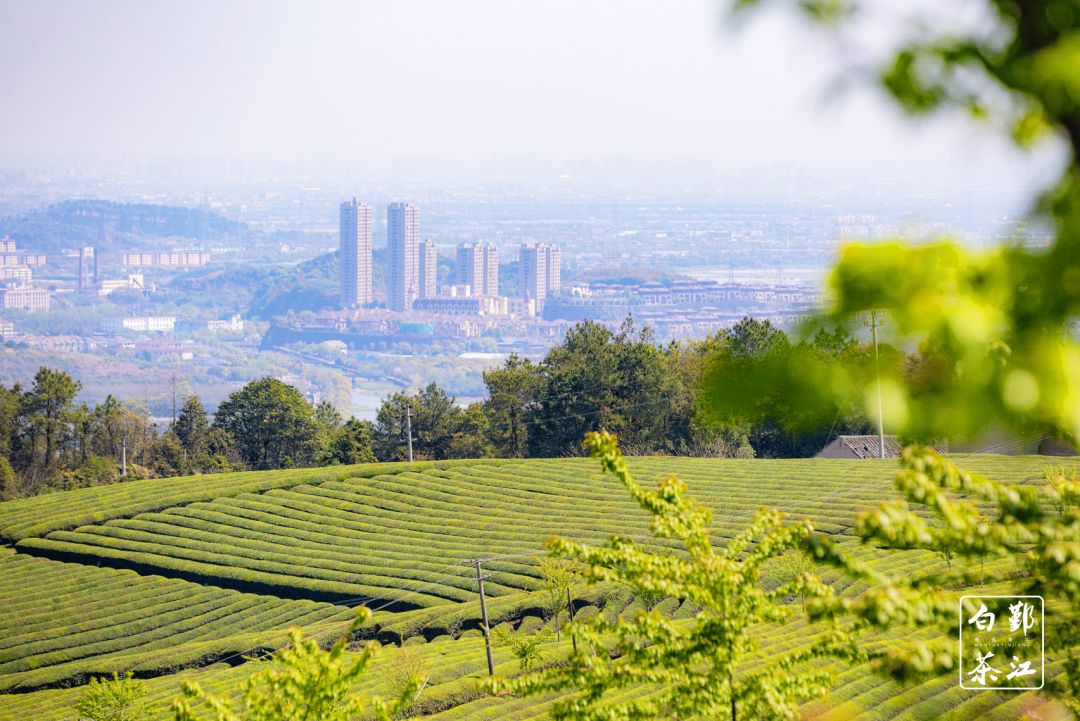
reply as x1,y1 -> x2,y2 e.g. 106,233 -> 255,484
15,455 -> 1047,607
0,549 -> 353,693
0,581 -> 1057,721
0,459 -> 504,543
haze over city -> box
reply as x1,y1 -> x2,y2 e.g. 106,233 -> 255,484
0,0 -> 1062,197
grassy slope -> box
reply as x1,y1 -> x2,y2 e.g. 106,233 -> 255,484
0,454 -> 1071,720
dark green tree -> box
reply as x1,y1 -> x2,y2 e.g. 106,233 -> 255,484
314,400 -> 343,432
0,383 -> 21,462
324,418 -> 377,465
173,395 -> 209,458
89,395 -> 125,459
374,383 -> 461,461
529,318 -> 675,457
148,432 -> 186,477
313,400 -> 343,457
213,378 -> 320,470
699,319 -> 872,457
482,354 -> 541,457
0,457 -> 18,501
20,367 -> 80,476
447,403 -> 496,459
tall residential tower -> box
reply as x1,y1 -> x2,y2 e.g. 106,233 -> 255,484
418,239 -> 437,300
519,242 -> 560,308
456,242 -> 499,297
387,202 -> 420,311
339,198 -> 373,307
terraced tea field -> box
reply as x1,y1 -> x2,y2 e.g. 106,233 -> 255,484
0,454 -> 1068,720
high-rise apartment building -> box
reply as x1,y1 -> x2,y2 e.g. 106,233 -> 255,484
339,198 -> 373,307
456,243 -> 482,294
519,242 -> 561,309
519,243 -> 548,305
387,202 -> 420,311
418,239 -> 437,300
456,242 -> 499,297
545,244 -> 561,296
483,243 -> 499,297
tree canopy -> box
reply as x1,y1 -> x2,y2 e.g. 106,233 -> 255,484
213,377 -> 321,470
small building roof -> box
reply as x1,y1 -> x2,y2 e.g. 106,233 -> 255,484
816,434 -> 948,459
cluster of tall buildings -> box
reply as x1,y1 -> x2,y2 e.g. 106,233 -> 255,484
340,199 -> 430,311
339,199 -> 561,314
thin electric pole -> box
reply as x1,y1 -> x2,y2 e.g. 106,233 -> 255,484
864,310 -> 886,459
405,406 -> 414,462
171,374 -> 178,426
121,436 -> 128,477
471,558 -> 495,676
566,587 -> 577,653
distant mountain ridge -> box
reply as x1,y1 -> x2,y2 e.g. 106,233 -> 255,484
0,199 -> 247,254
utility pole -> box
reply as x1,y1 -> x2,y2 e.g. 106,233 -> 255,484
864,310 -> 886,459
171,374 -> 178,426
405,405 -> 414,462
567,587 -> 577,653
470,558 -> 495,676
121,436 -> 128,477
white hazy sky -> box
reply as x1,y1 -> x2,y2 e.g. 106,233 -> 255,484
0,0 -> 1063,189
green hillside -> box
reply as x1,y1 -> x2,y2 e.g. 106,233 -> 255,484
0,455 -> 1067,720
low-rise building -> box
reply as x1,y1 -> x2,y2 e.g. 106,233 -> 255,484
133,338 -> 194,360
0,266 -> 32,285
0,319 -> 13,340
206,314 -> 244,333
0,238 -> 45,267
98,274 -> 145,296
413,295 -> 509,316
101,315 -> 176,333
122,251 -> 210,269
0,286 -> 50,311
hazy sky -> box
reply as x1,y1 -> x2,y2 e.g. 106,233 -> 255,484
0,0 -> 1063,190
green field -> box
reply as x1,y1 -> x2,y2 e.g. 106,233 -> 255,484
0,454 -> 1068,720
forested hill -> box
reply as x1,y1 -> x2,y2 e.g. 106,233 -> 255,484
0,199 -> 246,253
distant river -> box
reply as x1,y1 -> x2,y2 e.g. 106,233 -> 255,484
681,266 -> 827,286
